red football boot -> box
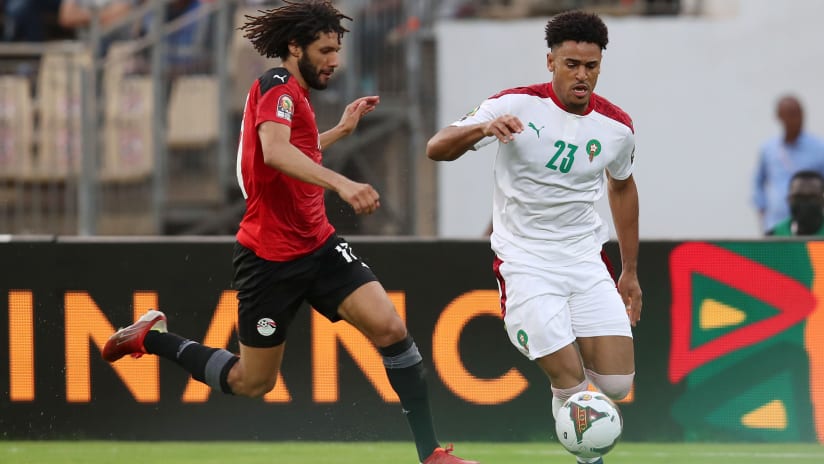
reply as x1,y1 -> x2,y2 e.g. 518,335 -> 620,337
422,444 -> 479,464
101,310 -> 167,362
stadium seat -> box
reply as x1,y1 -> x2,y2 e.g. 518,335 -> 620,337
103,41 -> 143,121
101,77 -> 155,183
0,76 -> 34,180
166,75 -> 219,150
35,48 -> 91,180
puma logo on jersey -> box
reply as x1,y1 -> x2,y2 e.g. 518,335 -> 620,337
528,122 -> 544,138
273,73 -> 287,83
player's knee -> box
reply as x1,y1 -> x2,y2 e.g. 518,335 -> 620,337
586,369 -> 634,400
372,316 -> 408,348
250,378 -> 278,398
236,376 -> 277,398
228,364 -> 278,398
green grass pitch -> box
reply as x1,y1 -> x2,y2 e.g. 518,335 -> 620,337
1,441 -> 822,463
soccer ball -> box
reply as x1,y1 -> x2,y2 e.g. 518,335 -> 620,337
554,391 -> 623,459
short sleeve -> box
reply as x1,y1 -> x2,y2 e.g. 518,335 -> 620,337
257,86 -> 295,128
606,132 -> 635,180
450,98 -> 502,150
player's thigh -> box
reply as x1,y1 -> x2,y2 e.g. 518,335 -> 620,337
534,343 -> 586,389
232,241 -> 310,347
577,335 -> 634,375
567,257 -> 634,374
306,236 -> 404,346
336,281 -> 407,346
230,342 -> 286,390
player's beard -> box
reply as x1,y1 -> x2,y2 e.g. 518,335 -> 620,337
298,54 -> 328,90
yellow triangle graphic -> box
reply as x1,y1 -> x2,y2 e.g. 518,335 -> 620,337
741,400 -> 787,430
699,298 -> 746,329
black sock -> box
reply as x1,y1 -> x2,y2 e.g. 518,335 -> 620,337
143,330 -> 187,359
144,331 -> 238,394
381,338 -> 440,461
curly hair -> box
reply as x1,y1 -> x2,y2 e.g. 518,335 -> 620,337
240,0 -> 352,60
545,10 -> 608,50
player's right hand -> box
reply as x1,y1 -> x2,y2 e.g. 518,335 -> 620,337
483,114 -> 524,143
338,180 -> 380,215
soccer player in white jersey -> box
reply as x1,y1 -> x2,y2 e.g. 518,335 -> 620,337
427,10 -> 641,464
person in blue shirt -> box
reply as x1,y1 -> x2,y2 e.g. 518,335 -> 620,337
753,95 -> 824,234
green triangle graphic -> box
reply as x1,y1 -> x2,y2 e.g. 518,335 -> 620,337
690,274 -> 779,348
705,371 -> 797,437
671,343 -> 815,442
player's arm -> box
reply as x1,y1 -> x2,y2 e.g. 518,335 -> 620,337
607,173 -> 642,326
426,115 -> 524,162
320,96 -> 380,150
259,121 -> 380,214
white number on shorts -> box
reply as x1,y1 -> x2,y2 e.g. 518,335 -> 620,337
335,243 -> 358,263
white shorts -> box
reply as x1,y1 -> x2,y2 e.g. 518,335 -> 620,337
494,251 -> 632,360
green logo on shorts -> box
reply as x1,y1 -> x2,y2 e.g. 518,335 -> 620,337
516,330 -> 529,352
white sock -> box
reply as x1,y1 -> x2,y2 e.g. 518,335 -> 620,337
550,378 -> 589,419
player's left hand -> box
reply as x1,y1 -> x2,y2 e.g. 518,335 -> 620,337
617,271 -> 642,327
337,96 -> 380,135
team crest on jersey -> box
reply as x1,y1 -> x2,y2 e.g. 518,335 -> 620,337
276,94 -> 294,121
586,139 -> 602,162
459,106 -> 479,121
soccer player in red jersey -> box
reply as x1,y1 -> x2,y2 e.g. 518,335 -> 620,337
102,2 -> 477,463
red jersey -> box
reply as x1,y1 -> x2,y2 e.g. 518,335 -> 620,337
235,67 -> 335,261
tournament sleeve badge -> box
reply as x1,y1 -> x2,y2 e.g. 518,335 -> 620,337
276,94 -> 294,121
459,105 -> 479,121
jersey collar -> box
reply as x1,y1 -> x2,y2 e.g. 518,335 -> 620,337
547,82 -> 596,116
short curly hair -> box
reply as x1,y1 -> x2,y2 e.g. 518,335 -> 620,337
545,10 -> 608,50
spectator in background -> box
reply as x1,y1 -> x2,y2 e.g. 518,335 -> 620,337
769,170 -> 824,236
136,0 -> 211,73
4,0 -> 68,41
753,95 -> 824,234
4,0 -> 45,41
58,0 -> 137,48
59,0 -> 133,30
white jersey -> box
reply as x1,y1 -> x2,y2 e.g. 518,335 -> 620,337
454,83 -> 635,266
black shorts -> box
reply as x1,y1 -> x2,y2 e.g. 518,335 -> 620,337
232,235 -> 378,347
